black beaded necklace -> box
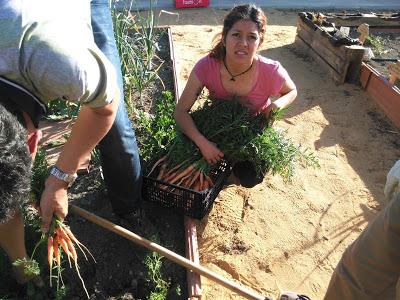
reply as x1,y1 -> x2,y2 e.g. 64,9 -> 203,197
223,59 -> 253,81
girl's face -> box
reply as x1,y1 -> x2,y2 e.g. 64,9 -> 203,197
224,19 -> 261,64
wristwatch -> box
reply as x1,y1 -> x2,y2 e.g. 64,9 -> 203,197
49,165 -> 77,187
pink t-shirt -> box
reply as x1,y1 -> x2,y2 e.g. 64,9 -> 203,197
194,55 -> 291,113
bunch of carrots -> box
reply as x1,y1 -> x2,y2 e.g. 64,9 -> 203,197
147,155 -> 215,192
45,216 -> 95,299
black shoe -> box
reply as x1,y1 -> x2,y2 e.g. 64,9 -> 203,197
115,207 -> 145,227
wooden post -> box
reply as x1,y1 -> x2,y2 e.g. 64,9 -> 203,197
388,60 -> 400,84
184,216 -> 202,299
357,23 -> 369,45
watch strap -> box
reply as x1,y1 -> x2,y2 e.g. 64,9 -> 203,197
49,165 -> 77,187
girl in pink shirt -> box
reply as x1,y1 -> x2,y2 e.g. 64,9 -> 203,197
174,4 -> 297,184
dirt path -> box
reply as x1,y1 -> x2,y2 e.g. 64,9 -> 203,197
158,7 -> 400,299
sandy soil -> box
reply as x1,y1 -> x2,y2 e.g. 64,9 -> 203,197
157,7 -> 400,300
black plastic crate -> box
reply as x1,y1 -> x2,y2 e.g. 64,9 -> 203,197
142,160 -> 231,220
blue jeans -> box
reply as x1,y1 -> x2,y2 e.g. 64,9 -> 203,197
90,0 -> 142,214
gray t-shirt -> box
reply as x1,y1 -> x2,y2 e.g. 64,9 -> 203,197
0,0 -> 118,108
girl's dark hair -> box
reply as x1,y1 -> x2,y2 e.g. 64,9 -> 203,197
209,4 -> 267,60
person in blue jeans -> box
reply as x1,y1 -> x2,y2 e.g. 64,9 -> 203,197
91,0 -> 142,215
0,0 -> 141,286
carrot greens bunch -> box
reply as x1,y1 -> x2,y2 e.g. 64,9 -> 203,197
148,97 -> 318,186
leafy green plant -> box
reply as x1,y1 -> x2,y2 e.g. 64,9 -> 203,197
45,99 -> 80,121
112,0 -> 165,109
365,35 -> 384,55
144,235 -> 180,300
145,252 -> 169,300
135,90 -> 176,163
30,148 -> 50,204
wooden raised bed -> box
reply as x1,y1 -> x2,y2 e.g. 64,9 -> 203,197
360,61 -> 400,128
321,13 -> 400,129
295,13 -> 366,84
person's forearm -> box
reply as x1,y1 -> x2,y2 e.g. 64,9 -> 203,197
174,109 -> 207,147
263,89 -> 297,118
56,99 -> 118,174
274,89 -> 297,109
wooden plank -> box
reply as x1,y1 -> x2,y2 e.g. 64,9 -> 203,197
297,20 -> 351,76
343,45 -> 366,83
361,63 -> 400,129
294,36 -> 345,84
184,216 -> 202,298
297,19 -> 348,60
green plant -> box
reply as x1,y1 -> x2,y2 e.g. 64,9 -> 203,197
135,90 -> 176,163
365,35 -> 384,55
112,0 -> 165,109
145,251 -> 169,300
45,99 -> 80,121
30,148 -> 50,204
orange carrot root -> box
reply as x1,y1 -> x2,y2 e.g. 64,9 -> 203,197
63,225 -> 96,263
147,155 -> 167,177
169,165 -> 195,185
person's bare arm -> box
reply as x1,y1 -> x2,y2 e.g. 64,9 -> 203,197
40,94 -> 119,232
174,70 -> 224,164
262,77 -> 297,118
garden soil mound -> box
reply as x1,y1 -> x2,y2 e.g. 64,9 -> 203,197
157,8 -> 400,299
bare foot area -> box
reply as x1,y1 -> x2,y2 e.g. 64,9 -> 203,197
158,7 -> 400,299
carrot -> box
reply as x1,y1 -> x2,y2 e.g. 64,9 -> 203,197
147,155 -> 167,177
57,235 -> 72,268
205,174 -> 214,187
202,179 -> 210,191
188,169 -> 201,189
199,171 -> 204,191
53,237 -> 60,268
194,180 -> 201,191
47,236 -> 54,269
65,238 -> 78,263
162,162 -> 184,179
48,236 -> 54,286
62,225 -> 96,262
156,163 -> 167,180
162,171 -> 177,182
181,175 -> 193,188
169,165 -> 195,185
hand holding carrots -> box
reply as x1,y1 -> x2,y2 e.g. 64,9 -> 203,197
39,175 -> 69,233
197,138 -> 224,165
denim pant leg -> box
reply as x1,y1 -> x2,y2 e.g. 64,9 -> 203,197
90,0 -> 142,214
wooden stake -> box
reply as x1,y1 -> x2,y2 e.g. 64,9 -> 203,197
184,216 -> 202,298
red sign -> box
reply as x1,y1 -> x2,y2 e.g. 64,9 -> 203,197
175,0 -> 209,8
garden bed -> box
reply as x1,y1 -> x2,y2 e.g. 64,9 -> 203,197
294,12 -> 366,84
295,11 -> 400,128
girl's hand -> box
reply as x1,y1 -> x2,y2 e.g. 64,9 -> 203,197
262,102 -> 278,119
198,139 -> 224,165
